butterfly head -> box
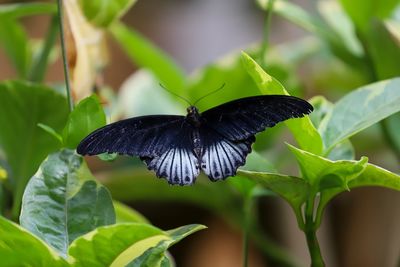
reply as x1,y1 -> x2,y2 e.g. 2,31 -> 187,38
187,106 -> 199,115
186,106 -> 201,126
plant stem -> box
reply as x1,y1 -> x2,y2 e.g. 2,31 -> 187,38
56,0 -> 73,112
304,197 -> 325,267
260,0 -> 276,67
29,15 -> 59,82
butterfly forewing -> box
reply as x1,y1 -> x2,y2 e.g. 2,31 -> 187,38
77,115 -> 184,157
201,95 -> 313,141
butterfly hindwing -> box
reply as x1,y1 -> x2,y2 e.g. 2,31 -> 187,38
201,95 -> 313,141
141,122 -> 200,185
77,115 -> 185,157
199,126 -> 255,181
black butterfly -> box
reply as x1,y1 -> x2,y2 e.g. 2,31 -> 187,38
77,95 -> 313,185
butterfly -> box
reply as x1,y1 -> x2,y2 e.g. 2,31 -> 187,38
77,95 -> 313,185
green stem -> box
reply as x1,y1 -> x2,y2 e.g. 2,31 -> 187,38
29,15 -> 59,82
56,0 -> 73,112
259,0 -> 276,67
304,197 -> 325,267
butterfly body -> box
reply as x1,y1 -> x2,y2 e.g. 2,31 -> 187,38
77,95 -> 313,185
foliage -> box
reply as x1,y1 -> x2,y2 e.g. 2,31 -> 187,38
0,0 -> 399,266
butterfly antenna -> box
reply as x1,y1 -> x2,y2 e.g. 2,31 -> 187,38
159,83 -> 193,106
193,83 -> 226,106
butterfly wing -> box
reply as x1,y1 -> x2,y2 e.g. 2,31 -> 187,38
141,122 -> 200,185
198,95 -> 313,181
199,125 -> 255,181
201,95 -> 313,141
77,115 -> 186,157
77,115 -> 200,185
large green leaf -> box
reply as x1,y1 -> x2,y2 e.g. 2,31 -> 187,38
0,216 -> 67,267
319,77 -> 400,153
128,224 -> 205,267
0,2 -> 56,19
110,22 -> 186,94
68,223 -> 205,267
0,18 -> 31,78
20,149 -> 115,257
78,0 -> 137,28
339,0 -> 400,31
0,81 -> 69,217
309,96 -> 354,160
63,95 -> 106,149
241,52 -> 323,155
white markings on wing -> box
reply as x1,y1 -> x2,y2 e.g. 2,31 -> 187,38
201,137 -> 253,181
145,147 -> 199,185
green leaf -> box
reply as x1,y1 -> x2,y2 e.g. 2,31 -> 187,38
318,162 -> 400,228
326,140 -> 355,161
348,163 -> 400,190
257,0 -> 328,36
237,169 -> 309,226
256,0 -> 363,68
286,145 -> 368,228
128,224 -> 206,267
287,144 -> 368,189
229,151 -> 276,198
317,0 -> 363,56
0,216 -> 67,267
38,123 -> 63,144
385,112 -> 400,153
0,81 -> 69,218
308,96 -> 333,128
110,22 -> 186,94
78,0 -> 137,28
0,3 -> 56,19
68,223 -> 205,267
241,52 -> 323,155
339,0 -> 400,31
319,77 -> 400,153
0,18 -> 31,78
114,201 -> 149,224
363,20 -> 400,80
63,95 -> 106,149
20,149 -> 115,257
